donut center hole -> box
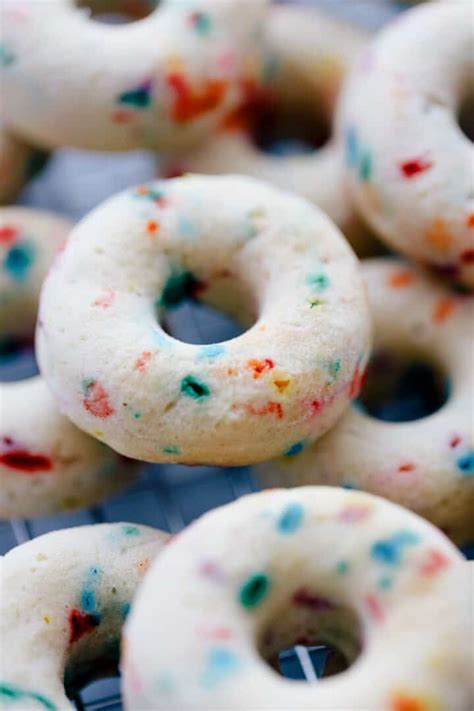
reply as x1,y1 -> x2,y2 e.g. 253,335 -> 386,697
458,91 -> 474,143
76,0 -> 158,23
259,595 -> 361,682
357,349 -> 448,422
156,268 -> 251,345
244,92 -> 331,157
65,656 -> 120,705
0,338 -> 37,380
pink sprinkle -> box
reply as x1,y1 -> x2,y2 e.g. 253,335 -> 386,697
92,290 -> 115,309
365,594 -> 384,622
338,504 -> 371,523
134,351 -> 152,373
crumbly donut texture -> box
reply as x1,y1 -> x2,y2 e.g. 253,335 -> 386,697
37,174 -> 371,466
0,523 -> 169,711
162,6 -> 375,255
123,486 -> 472,710
0,207 -> 71,340
0,0 -> 267,152
256,258 -> 474,544
0,207 -> 138,518
337,1 -> 474,288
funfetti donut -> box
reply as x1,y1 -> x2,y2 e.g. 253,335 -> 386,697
338,1 -> 474,288
256,258 -> 474,544
36,174 -> 372,467
0,523 -> 169,711
122,486 -> 472,711
162,6 -> 376,256
0,207 -> 139,518
0,0 -> 268,153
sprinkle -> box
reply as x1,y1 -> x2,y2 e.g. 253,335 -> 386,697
122,525 -> 140,536
338,504 -> 372,523
365,594 -> 384,622
83,381 -> 114,419
162,445 -> 181,455
247,358 -> 274,379
307,272 -> 330,292
467,214 -> 474,228
200,648 -> 240,690
135,351 -> 152,373
273,378 -> 290,394
180,375 -> 210,400
68,609 -> 100,644
359,150 -> 372,182
118,80 -> 153,109
0,225 -> 18,243
371,530 -> 420,565
398,462 -> 416,474
0,44 -> 15,67
92,290 -> 115,309
146,219 -> 159,235
432,296 -> 456,323
158,269 -> 198,309
336,560 -> 349,575
284,442 -> 305,457
187,11 -> 211,35
456,451 -> 474,476
390,693 -> 431,711
418,548 -> 451,576
0,684 -> 57,711
399,157 -> 433,179
449,435 -> 461,448
277,502 -> 304,534
239,573 -> 269,608
4,241 -> 36,281
166,72 -> 227,123
308,297 -> 325,308
198,344 -> 225,360
121,602 -> 131,619
425,218 -> 452,251
0,449 -> 52,473
388,268 -> 414,288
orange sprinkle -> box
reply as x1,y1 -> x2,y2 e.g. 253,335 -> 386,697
425,218 -> 453,251
247,358 -> 274,379
146,220 -> 159,235
137,558 -> 150,574
111,109 -> 134,124
432,296 -> 456,323
398,462 -> 415,473
135,351 -> 152,373
273,378 -> 290,394
167,73 -> 227,123
467,213 -> 474,228
388,268 -> 415,288
390,693 -> 432,711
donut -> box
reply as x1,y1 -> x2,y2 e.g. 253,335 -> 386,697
122,486 -> 472,710
162,6 -> 376,256
0,125 -> 40,205
0,0 -> 267,153
0,207 -> 138,518
337,1 -> 474,288
0,522 -> 169,711
256,258 -> 474,544
36,174 -> 372,466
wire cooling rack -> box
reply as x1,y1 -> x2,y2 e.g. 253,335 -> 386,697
2,1 -> 471,709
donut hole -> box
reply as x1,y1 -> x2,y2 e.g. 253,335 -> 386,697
457,91 -> 474,143
70,676 -> 120,710
259,596 -> 361,682
357,349 -> 448,422
163,301 -> 244,345
248,94 -> 331,157
0,337 -> 37,380
76,0 -> 158,23
65,650 -> 120,704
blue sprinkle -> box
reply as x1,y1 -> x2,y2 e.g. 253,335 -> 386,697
201,648 -> 240,689
344,126 -> 359,168
457,452 -> 474,476
152,329 -> 172,349
284,441 -> 305,457
121,602 -> 131,620
277,502 -> 304,535
342,482 -> 358,490
178,215 -> 197,237
81,590 -> 96,613
371,530 -> 419,566
198,344 -> 226,360
4,241 -> 35,281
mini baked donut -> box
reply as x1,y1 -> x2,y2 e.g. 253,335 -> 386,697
37,174 -> 371,466
256,258 -> 474,544
0,522 -> 169,711
0,207 -> 70,341
0,0 -> 267,153
123,486 -> 472,710
0,206 -> 138,518
338,1 -> 474,288
162,6 -> 375,256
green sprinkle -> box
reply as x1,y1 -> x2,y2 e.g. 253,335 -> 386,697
162,445 -> 181,455
122,525 -> 140,536
239,573 -> 270,609
359,151 -> 372,182
0,683 -> 57,711
158,269 -> 198,309
0,44 -> 15,67
180,375 -> 210,401
328,359 -> 341,381
307,273 -> 330,292
336,560 -> 349,575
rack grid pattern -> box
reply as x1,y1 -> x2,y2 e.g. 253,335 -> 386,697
3,2 -> 470,709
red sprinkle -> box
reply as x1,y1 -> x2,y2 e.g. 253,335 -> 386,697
247,358 -> 275,379
0,225 -> 18,244
83,382 -> 114,419
449,435 -> 461,448
348,365 -> 367,399
467,214 -> 474,228
166,72 -> 227,123
0,449 -> 53,473
68,609 -> 100,644
135,351 -> 152,373
398,462 -> 415,474
419,548 -> 451,577
111,109 -> 134,124
399,157 -> 433,179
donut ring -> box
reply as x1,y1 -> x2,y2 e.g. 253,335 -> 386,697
0,0 -> 267,153
123,487 -> 472,710
0,522 -> 169,711
0,207 -> 138,518
338,1 -> 474,288
162,6 -> 375,255
256,258 -> 474,544
37,175 -> 371,466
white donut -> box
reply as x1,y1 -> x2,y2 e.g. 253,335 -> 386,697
257,258 -> 474,544
337,1 -> 474,288
0,207 -> 138,518
0,522 -> 169,711
0,0 -> 267,153
37,175 -> 371,466
123,487 -> 472,710
162,6 -> 376,255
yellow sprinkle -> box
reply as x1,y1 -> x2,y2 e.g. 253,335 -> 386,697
43,616 -> 50,624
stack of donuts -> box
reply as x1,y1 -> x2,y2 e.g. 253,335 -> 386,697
0,1 -> 472,710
